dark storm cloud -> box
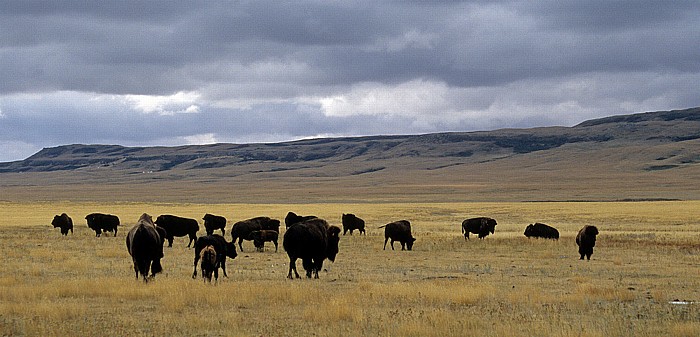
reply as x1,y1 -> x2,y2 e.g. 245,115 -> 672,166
1,0 -> 699,161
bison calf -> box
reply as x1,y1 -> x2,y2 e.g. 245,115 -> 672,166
52,213 -> 73,236
381,220 -> 416,251
251,230 -> 279,252
576,225 -> 599,260
524,223 -> 560,240
192,234 -> 237,279
230,216 -> 281,252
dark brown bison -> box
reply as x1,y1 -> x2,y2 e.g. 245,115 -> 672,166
230,217 -> 280,251
342,213 -> 366,235
461,217 -> 497,240
251,230 -> 279,252
199,245 -> 218,283
380,220 -> 416,251
126,213 -> 167,282
283,218 -> 340,279
576,225 -> 599,260
51,213 -> 73,236
85,213 -> 120,237
154,214 -> 199,247
524,223 -> 560,240
203,213 -> 226,236
192,234 -> 237,279
285,212 -> 317,228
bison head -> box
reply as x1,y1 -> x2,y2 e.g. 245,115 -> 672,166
406,237 -> 416,251
524,224 -> 534,237
51,215 -> 63,227
225,241 -> 238,259
326,226 -> 341,262
585,226 -> 599,237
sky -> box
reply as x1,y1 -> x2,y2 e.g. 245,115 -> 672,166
1,1 -> 699,162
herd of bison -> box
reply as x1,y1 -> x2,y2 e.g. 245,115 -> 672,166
50,211 -> 599,283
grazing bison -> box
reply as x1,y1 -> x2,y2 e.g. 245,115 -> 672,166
342,213 -> 366,235
230,217 -> 281,252
524,223 -> 560,240
85,213 -> 120,237
126,213 -> 167,282
461,217 -> 497,240
199,245 -> 218,283
576,225 -> 599,260
251,230 -> 279,252
203,213 -> 227,236
283,218 -> 340,279
285,212 -> 317,228
154,214 -> 199,247
51,213 -> 73,236
192,234 -> 237,279
380,220 -> 416,251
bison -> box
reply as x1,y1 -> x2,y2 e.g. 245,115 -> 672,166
203,213 -> 227,236
461,217 -> 497,240
51,213 -> 73,236
154,214 -> 199,247
342,213 -> 366,235
126,213 -> 167,282
576,225 -> 599,260
230,217 -> 281,252
199,245 -> 218,283
524,223 -> 560,240
380,220 -> 416,251
251,230 -> 279,252
85,213 -> 120,237
283,218 -> 340,279
192,234 -> 237,279
285,211 -> 317,228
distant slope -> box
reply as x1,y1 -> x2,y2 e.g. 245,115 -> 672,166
1,107 -> 698,202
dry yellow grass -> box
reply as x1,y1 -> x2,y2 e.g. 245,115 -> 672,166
1,201 -> 699,336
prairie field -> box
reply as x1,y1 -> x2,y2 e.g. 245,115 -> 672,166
0,201 -> 699,336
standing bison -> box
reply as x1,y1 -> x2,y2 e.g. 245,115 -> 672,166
192,234 -> 237,279
576,225 -> 599,260
342,213 -> 366,235
524,223 -> 560,240
203,213 -> 227,236
283,218 -> 340,279
51,213 -> 73,236
85,213 -> 120,237
126,213 -> 167,282
199,245 -> 218,283
380,220 -> 416,251
154,214 -> 199,247
230,217 -> 281,252
285,212 -> 317,228
461,217 -> 497,240
251,230 -> 279,252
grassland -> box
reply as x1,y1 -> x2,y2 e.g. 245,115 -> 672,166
0,201 -> 699,336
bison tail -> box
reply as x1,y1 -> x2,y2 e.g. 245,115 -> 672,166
377,225 -> 387,229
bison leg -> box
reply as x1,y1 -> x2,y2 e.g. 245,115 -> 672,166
400,241 -> 406,250
238,238 -> 244,252
114,228 -> 118,237
220,228 -> 225,236
390,239 -> 396,250
383,237 -> 389,250
220,259 -> 228,277
192,254 -> 200,279
167,237 -> 174,247
273,241 -> 278,253
343,228 -> 348,235
287,257 -> 300,279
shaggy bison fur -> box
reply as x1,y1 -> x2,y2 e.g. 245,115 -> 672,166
199,245 -> 218,283
154,214 -> 200,247
126,213 -> 167,282
380,220 -> 416,251
576,225 -> 599,260
192,234 -> 237,279
284,212 -> 317,228
52,213 -> 73,236
85,213 -> 120,237
283,218 -> 340,279
524,223 -> 560,240
203,213 -> 227,236
342,213 -> 366,235
461,217 -> 497,240
230,216 -> 280,252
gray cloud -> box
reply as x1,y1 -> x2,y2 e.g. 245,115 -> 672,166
1,0 -> 699,162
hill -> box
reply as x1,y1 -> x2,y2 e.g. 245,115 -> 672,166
1,107 -> 699,203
